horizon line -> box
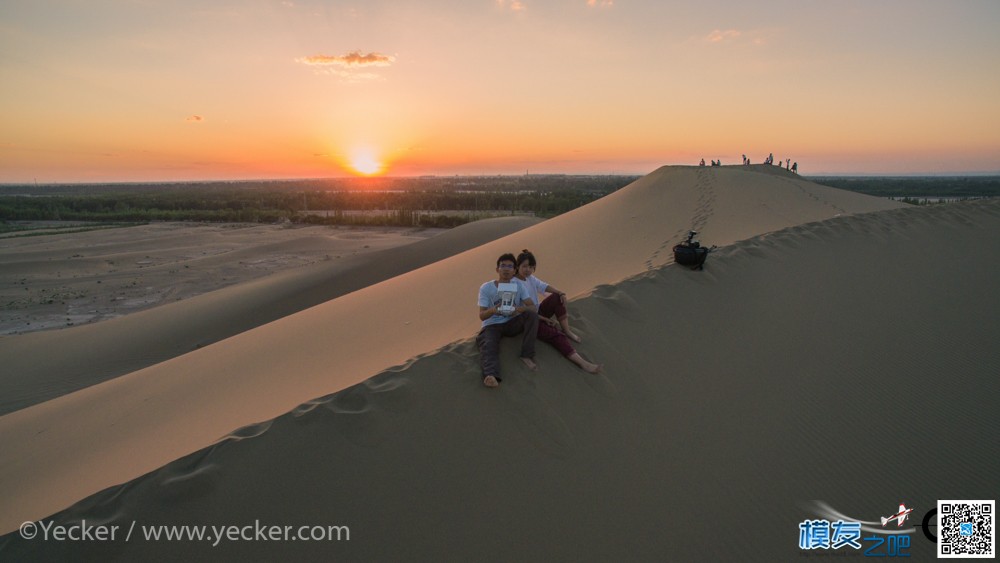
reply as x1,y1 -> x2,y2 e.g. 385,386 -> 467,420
3,167 -> 1000,187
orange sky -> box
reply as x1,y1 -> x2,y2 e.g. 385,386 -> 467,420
2,0 -> 999,182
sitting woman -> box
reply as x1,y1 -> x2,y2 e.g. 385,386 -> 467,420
516,249 -> 580,341
515,249 -> 600,373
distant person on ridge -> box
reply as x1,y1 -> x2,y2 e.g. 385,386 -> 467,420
477,253 -> 539,388
791,162 -> 798,174
515,250 -> 601,374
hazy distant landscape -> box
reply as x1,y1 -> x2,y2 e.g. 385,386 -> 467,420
808,175 -> 1000,203
3,174 -> 998,235
0,175 -> 637,231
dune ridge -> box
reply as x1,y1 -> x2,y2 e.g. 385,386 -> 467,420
0,165 -> 907,536
3,196 -> 997,560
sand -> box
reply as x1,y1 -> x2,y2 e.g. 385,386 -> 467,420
0,222 -> 443,335
0,216 -> 540,414
2,165 -> 997,561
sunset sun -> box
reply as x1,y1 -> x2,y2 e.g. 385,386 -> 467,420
349,148 -> 384,176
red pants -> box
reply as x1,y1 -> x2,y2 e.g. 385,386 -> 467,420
537,294 -> 574,357
538,293 -> 567,320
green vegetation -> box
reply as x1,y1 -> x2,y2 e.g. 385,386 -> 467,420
0,175 -> 638,228
6,174 -> 993,230
808,176 -> 1000,204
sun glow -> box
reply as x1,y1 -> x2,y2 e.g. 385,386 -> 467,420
349,148 -> 384,176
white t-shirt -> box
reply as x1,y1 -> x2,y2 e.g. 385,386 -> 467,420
519,274 -> 549,309
478,279 -> 532,327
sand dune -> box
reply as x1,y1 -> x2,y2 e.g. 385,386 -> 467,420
0,216 -> 540,414
0,165 -> 922,544
4,192 -> 997,560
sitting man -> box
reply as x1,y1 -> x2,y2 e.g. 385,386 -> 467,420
476,253 -> 539,388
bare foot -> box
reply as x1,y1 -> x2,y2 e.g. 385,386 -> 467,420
569,352 -> 600,373
520,357 -> 537,370
483,375 -> 499,388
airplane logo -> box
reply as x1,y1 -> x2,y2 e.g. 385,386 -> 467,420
880,503 -> 914,527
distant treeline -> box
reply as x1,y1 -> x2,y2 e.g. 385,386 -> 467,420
808,176 -> 1000,201
0,175 -> 639,228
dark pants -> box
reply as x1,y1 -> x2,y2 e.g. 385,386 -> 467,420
476,310 -> 538,380
538,293 -> 567,320
537,293 -> 574,357
537,321 -> 575,357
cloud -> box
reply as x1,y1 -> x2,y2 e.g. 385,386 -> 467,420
497,0 -> 526,11
185,115 -> 204,123
706,29 -> 741,43
586,0 -> 614,6
297,51 -> 395,68
296,50 -> 396,82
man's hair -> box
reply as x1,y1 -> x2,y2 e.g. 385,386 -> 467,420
516,249 -> 536,268
496,253 -> 516,267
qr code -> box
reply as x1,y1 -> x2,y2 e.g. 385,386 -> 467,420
939,500 -> 995,558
